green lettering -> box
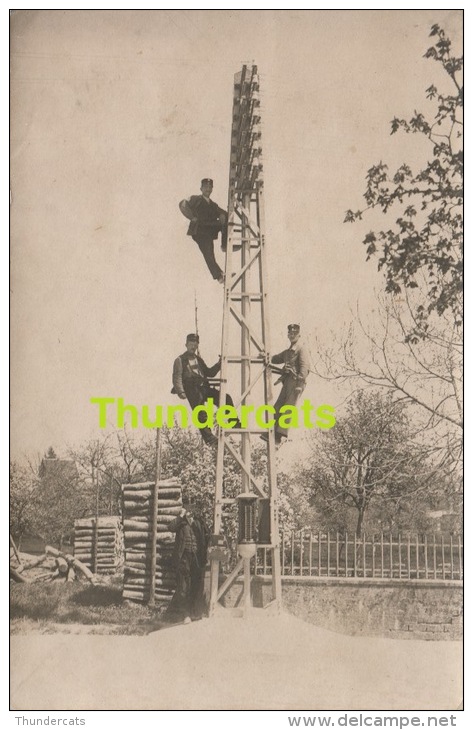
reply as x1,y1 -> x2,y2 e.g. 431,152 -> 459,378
142,405 -> 164,429
192,398 -> 215,429
216,405 -> 238,428
255,404 -> 275,429
240,404 -> 254,428
166,405 -> 188,428
90,397 -> 115,428
315,404 -> 336,430
278,405 -> 298,429
117,398 -> 138,428
301,399 -> 314,428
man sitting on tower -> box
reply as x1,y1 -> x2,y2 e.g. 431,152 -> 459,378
262,324 -> 310,446
179,178 -> 228,283
172,333 -> 238,446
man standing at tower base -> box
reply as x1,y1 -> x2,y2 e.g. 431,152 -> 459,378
167,500 -> 210,624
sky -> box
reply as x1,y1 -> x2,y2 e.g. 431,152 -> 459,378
9,9 -> 463,460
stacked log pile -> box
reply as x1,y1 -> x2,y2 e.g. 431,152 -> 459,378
73,516 -> 123,574
122,479 -> 182,603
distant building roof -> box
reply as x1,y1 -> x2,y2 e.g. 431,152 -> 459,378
39,458 -> 79,481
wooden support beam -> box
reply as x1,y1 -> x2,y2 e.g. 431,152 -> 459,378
223,440 -> 265,498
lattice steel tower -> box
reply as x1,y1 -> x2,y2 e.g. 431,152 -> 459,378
209,65 -> 282,614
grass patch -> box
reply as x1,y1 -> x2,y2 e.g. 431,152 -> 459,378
10,578 -> 169,635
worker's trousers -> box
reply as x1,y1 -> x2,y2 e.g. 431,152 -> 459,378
173,550 -> 206,620
184,381 -> 236,443
192,234 -> 223,280
274,376 -> 305,437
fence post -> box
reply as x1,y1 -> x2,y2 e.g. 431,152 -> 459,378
327,530 -> 331,577
450,535 -> 454,580
353,533 -> 357,577
441,535 -> 445,580
424,534 -> 429,579
407,533 -> 411,578
381,533 -> 384,578
398,531 -> 402,579
416,534 -> 420,579
345,532 -> 348,578
309,531 -> 313,576
291,531 -> 295,576
371,534 -> 375,578
282,529 -> 285,576
299,530 -> 304,576
336,532 -> 340,577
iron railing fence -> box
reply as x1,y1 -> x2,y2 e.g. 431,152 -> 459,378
254,531 -> 463,580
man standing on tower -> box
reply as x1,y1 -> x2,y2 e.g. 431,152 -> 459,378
179,178 -> 227,283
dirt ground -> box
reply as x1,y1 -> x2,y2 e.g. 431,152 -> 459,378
10,611 -> 462,711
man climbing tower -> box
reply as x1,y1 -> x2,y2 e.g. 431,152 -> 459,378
172,333 -> 238,446
179,178 -> 227,283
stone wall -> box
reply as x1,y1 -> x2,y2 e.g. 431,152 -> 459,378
223,576 -> 463,640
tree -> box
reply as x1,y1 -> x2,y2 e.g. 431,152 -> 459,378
68,432 -> 135,518
296,390 -> 444,536
345,25 -> 463,330
276,471 -> 318,534
33,455 -> 89,546
314,292 -> 462,474
9,460 -> 38,547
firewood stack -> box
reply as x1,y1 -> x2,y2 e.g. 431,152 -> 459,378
121,479 -> 182,603
73,516 -> 123,574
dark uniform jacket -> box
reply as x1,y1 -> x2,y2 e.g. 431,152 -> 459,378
172,351 -> 221,397
184,195 -> 227,239
168,514 -> 210,570
271,341 -> 310,388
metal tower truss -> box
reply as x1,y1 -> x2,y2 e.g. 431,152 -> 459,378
209,65 -> 282,615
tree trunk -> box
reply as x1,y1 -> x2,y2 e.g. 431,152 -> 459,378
356,509 -> 365,539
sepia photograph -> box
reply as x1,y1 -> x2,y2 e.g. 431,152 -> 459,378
9,9 -> 463,715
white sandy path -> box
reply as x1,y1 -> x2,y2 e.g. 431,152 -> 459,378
10,613 -> 462,711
